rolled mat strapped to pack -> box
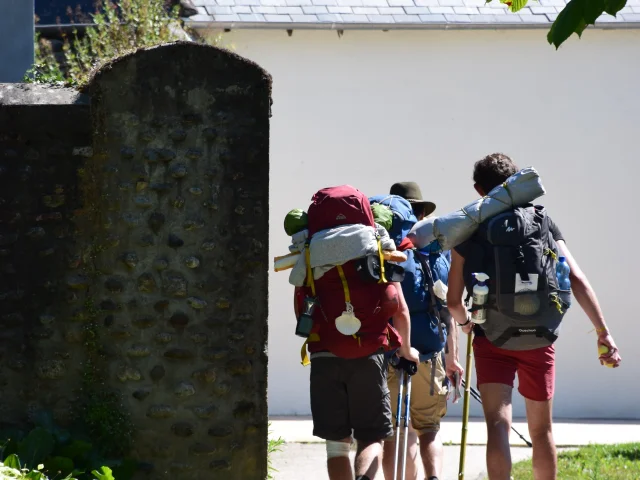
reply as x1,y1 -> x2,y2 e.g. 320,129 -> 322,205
408,167 -> 546,251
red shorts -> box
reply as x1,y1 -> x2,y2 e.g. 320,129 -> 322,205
473,336 -> 555,401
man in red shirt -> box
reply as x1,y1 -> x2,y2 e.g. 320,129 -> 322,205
447,153 -> 622,480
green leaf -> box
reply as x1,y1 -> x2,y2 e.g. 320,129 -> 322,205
112,457 -> 137,480
508,0 -> 529,12
56,440 -> 93,462
92,465 -> 115,480
584,0 -> 606,23
604,0 -> 626,15
44,456 -> 75,476
18,428 -> 56,468
3,453 -> 21,469
575,18 -> 588,36
547,0 -> 585,48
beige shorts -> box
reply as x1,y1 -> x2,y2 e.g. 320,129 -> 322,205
386,354 -> 448,437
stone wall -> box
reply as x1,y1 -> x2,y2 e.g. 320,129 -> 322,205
0,42 -> 271,480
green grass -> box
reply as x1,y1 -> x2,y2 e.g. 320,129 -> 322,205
510,443 -> 640,479
267,423 -> 285,480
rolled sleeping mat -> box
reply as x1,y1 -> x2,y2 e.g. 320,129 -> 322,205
408,167 -> 546,251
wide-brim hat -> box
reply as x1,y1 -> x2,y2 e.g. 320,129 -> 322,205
390,182 -> 436,217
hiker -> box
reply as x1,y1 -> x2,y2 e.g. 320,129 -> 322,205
446,153 -> 622,480
292,185 -> 420,480
370,183 -> 463,480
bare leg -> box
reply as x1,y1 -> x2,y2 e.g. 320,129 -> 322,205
525,398 -> 557,480
419,431 -> 443,479
328,437 -> 354,480
355,440 -> 384,479
478,383 -> 513,480
382,428 -> 419,480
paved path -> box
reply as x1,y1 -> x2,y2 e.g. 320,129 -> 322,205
271,443 -> 533,480
270,416 -> 640,447
269,416 -> 640,480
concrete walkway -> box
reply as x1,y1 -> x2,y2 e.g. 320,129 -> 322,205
269,416 -> 640,480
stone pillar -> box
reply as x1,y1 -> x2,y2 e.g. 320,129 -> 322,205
81,42 -> 271,479
0,83 -> 92,429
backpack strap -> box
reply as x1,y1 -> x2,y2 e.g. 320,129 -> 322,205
413,249 -> 446,346
305,242 -> 316,296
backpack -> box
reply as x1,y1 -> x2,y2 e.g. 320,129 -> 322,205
297,186 -> 402,363
369,195 -> 449,358
462,205 -> 572,351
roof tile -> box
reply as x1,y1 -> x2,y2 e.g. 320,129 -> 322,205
354,7 -> 381,13
404,6 -> 432,13
429,6 -> 455,13
264,13 -> 293,19
317,12 -> 343,19
387,0 -> 414,6
186,0 -> 639,25
394,13 -> 421,20
454,6 -> 479,14
341,13 -> 371,20
238,12 -> 266,19
290,13 -> 320,20
276,6 -> 304,13
252,6 -> 278,13
367,13 -> 397,21
213,13 -> 241,20
303,5 -> 330,12
445,13 -> 472,21
418,12 -> 446,20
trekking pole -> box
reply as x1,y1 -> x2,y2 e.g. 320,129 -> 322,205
458,332 -> 474,480
401,371 -> 412,480
460,380 -> 533,448
393,371 -> 404,480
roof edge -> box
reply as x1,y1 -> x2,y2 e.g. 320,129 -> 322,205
187,20 -> 640,31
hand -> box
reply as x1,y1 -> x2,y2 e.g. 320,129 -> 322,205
597,333 -> 621,368
399,346 -> 420,364
445,352 -> 464,385
461,320 -> 474,335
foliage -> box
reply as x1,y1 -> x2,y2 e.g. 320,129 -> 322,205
26,0 -> 185,87
0,410 -> 135,480
481,0 -> 627,49
509,443 -> 640,479
267,423 -> 285,480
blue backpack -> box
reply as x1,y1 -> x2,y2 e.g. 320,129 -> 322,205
369,195 -> 451,360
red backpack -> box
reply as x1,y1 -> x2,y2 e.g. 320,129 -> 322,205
297,185 -> 403,363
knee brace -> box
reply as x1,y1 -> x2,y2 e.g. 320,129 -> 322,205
326,440 -> 351,459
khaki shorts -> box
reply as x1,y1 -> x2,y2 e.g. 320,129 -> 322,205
386,354 -> 448,436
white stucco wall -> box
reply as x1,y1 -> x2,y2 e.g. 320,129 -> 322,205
222,27 -> 640,419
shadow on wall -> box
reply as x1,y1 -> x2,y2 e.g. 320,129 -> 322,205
0,42 -> 271,480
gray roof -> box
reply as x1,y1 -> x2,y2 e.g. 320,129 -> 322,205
185,0 -> 640,28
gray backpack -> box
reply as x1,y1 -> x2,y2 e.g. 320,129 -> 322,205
462,205 -> 572,350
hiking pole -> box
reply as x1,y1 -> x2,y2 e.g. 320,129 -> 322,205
460,379 -> 533,448
391,357 -> 417,480
401,371 -> 412,480
393,370 -> 404,480
458,331 -> 474,480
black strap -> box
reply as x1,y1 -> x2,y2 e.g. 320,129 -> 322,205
492,326 -> 558,348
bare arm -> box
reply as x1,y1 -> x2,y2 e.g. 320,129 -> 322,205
447,250 -> 470,330
558,241 -> 606,330
391,282 -> 420,363
558,240 -> 621,367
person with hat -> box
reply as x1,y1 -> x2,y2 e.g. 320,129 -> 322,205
379,182 -> 463,480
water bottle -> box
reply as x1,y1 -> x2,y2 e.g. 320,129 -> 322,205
471,273 -> 489,324
556,257 -> 571,291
